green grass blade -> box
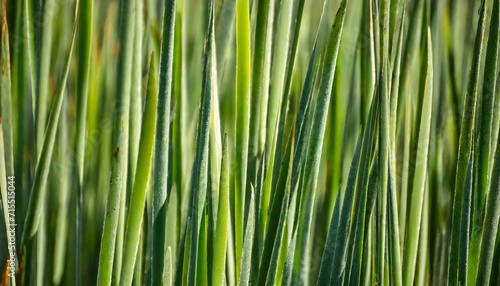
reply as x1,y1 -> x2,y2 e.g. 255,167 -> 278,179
187,3 -> 215,284
298,3 -> 350,277
238,186 -> 255,286
290,0 -> 326,206
247,0 -> 273,269
152,0 -> 176,283
128,0 -> 144,188
120,57 -> 158,286
467,1 -> 500,278
173,216 -> 190,286
0,0 -> 13,177
359,0 -> 376,124
348,158 -> 379,286
196,213 -> 208,286
448,0 -> 491,283
75,0 -> 93,283
398,81 -> 412,250
247,0 -> 271,184
477,0 -> 500,212
387,163 -> 402,286
493,73 -> 500,157
282,228 -> 297,286
52,100 -> 70,285
0,119 -> 16,286
415,180 -> 429,286
258,0 -> 275,159
377,0 -> 393,282
262,135 -> 292,286
22,0 -> 35,122
212,134 -> 230,286
458,153 -> 474,285
234,0 -> 251,274
34,0 -> 56,156
302,0 -> 348,206
402,27 -> 433,286
316,187 -> 342,285
261,0 -> 294,222
256,132 -> 292,285
96,0 -> 136,282
329,124 -> 365,285
164,247 -> 172,286
475,111 -> 500,286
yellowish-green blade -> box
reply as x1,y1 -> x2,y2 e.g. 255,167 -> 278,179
403,27 -> 433,286
212,134 -> 230,286
120,57 -> 158,286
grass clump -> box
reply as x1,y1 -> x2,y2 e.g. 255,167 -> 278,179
1,0 -> 500,285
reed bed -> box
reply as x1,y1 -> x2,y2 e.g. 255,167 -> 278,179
1,0 -> 500,285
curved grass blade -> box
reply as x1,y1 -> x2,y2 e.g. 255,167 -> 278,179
120,57 -> 158,286
262,134 -> 292,286
402,27 -> 433,286
302,0 -> 348,205
329,121 -> 365,285
448,0 -> 490,283
152,0 -> 176,283
343,88 -> 379,286
467,1 -> 500,279
290,0 -> 326,209
298,3 -> 350,280
476,116 -> 500,286
257,31 -> 319,286
477,0 -> 500,213
348,158 -> 379,286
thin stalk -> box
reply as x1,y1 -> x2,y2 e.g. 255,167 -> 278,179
120,57 -> 158,286
96,0 -> 135,282
234,0 -> 251,276
152,0 -> 176,283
